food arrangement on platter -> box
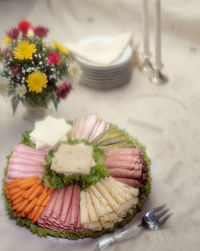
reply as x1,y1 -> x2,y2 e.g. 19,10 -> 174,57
2,115 -> 151,239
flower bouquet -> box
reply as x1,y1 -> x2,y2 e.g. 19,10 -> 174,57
0,20 -> 81,114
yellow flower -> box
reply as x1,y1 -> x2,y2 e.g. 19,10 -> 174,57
3,36 -> 12,44
26,71 -> 48,93
14,40 -> 36,60
54,40 -> 70,55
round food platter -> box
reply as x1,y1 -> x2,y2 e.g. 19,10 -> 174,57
2,115 -> 151,240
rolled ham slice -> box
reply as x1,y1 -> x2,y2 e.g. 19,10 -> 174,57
105,148 -> 143,158
51,187 -> 66,220
114,178 -> 142,188
73,115 -> 87,139
91,121 -> 108,141
13,144 -> 48,156
9,156 -> 46,166
12,151 -> 46,162
60,185 -> 73,223
8,164 -> 44,174
88,118 -> 101,142
7,170 -> 43,179
109,168 -> 142,179
104,159 -> 143,170
81,115 -> 98,140
105,155 -> 142,163
69,184 -> 80,229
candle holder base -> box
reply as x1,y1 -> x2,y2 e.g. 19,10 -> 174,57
149,68 -> 168,85
138,58 -> 153,74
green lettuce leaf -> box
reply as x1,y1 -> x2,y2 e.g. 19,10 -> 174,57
43,139 -> 109,190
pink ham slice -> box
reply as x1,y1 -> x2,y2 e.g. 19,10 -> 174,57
81,115 -> 98,140
9,156 -> 46,166
69,184 -> 80,230
7,170 -> 43,179
13,144 -> 48,156
104,159 -> 143,170
38,184 -> 83,232
114,177 -> 142,188
105,148 -> 143,158
12,151 -> 46,162
8,164 -> 44,174
73,115 -> 87,139
88,118 -> 101,142
91,120 -> 108,141
60,185 -> 73,223
105,155 -> 142,163
51,187 -> 66,220
109,168 -> 142,179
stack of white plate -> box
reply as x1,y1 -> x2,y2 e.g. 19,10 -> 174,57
74,36 -> 133,88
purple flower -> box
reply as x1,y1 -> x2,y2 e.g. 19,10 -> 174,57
34,26 -> 49,38
56,82 -> 72,99
6,28 -> 19,39
10,65 -> 21,75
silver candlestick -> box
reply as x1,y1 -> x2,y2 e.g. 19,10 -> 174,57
138,56 -> 153,74
149,67 -> 168,85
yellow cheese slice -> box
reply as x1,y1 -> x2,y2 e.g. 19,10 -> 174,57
88,190 -> 105,217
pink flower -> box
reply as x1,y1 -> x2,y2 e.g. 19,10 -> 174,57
34,26 -> 49,38
46,52 -> 60,65
6,28 -> 19,39
18,20 -> 32,36
56,82 -> 72,99
10,65 -> 21,75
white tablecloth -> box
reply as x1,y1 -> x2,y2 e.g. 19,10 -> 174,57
0,0 -> 200,250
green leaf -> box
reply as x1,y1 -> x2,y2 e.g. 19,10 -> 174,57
11,95 -> 19,114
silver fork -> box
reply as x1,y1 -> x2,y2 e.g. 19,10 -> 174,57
94,204 -> 173,250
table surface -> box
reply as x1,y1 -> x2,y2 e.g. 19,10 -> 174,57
0,0 -> 200,251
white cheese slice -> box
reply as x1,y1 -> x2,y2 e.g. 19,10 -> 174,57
30,116 -> 72,148
100,178 -> 126,204
88,190 -> 105,217
51,143 -> 93,175
95,181 -> 120,211
90,186 -> 112,214
80,191 -> 89,224
85,191 -> 99,223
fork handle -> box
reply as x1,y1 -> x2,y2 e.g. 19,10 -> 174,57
94,225 -> 141,250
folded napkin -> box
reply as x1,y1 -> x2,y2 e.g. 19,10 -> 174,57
67,33 -> 132,65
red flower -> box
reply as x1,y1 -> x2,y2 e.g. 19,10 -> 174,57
34,26 -> 49,38
56,82 -> 72,99
18,20 -> 32,35
6,28 -> 19,39
4,50 -> 13,58
10,65 -> 21,75
46,52 -> 60,65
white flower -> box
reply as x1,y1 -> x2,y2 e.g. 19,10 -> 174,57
15,84 -> 27,98
27,29 -> 34,37
68,62 -> 82,84
0,82 -> 8,97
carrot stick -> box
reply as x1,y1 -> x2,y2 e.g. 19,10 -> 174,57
18,176 -> 38,186
24,197 -> 37,214
11,190 -> 24,201
30,206 -> 39,220
6,178 -> 21,186
42,194 -> 50,207
33,206 -> 44,223
20,211 -> 26,218
12,196 -> 24,205
36,191 -> 47,206
12,202 -> 23,211
10,187 -> 21,195
43,187 -> 48,193
17,199 -> 29,212
47,188 -> 53,196
18,179 -> 40,190
28,186 -> 43,201
24,180 -> 42,199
